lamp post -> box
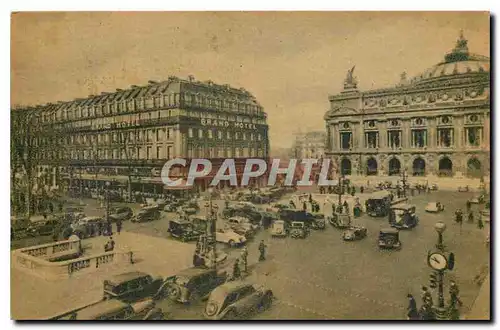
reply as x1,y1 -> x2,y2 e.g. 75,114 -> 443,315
105,181 -> 111,224
434,221 -> 447,319
401,167 -> 408,198
205,187 -> 218,270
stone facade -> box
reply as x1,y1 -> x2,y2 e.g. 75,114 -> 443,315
324,33 -> 490,179
292,131 -> 326,159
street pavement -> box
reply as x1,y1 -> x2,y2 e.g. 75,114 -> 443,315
11,188 -> 490,320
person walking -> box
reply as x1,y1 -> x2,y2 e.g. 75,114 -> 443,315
116,218 -> 122,235
258,240 -> 267,261
241,246 -> 248,273
232,258 -> 241,280
303,201 -> 307,212
449,280 -> 463,307
104,236 -> 115,252
477,216 -> 484,229
406,294 -> 419,320
468,211 -> 475,223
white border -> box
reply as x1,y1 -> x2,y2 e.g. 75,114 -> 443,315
2,2 -> 498,330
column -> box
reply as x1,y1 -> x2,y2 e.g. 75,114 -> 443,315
454,116 -> 462,149
403,120 -> 411,148
358,122 -> 364,149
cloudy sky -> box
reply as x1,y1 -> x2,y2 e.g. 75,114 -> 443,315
11,12 -> 489,148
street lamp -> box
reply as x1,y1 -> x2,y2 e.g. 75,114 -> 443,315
337,170 -> 345,213
401,167 -> 408,198
105,181 -> 111,224
434,221 -> 446,251
204,187 -> 218,269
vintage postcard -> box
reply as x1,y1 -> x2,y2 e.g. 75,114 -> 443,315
10,11 -> 490,320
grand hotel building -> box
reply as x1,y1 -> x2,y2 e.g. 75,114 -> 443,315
324,33 -> 490,179
14,75 -> 269,195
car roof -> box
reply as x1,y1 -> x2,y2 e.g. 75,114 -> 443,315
81,216 -> 102,221
380,228 -> 399,234
170,218 -> 190,224
176,267 -> 214,277
369,190 -> 393,199
76,299 -> 127,320
105,271 -> 151,285
210,281 -> 253,297
392,204 -> 415,210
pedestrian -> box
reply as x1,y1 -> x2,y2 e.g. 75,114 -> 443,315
232,258 -> 241,280
407,294 -> 419,320
466,200 -> 471,212
303,201 -> 307,211
468,211 -> 474,223
477,216 -> 484,230
343,201 -> 349,214
241,246 -> 248,273
449,280 -> 463,307
421,286 -> 433,308
455,209 -> 463,224
309,194 -> 313,203
289,200 -> 296,209
104,236 -> 115,252
360,186 -> 364,194
258,240 -> 267,261
116,219 -> 122,235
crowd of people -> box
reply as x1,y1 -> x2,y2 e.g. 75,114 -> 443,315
407,282 -> 463,320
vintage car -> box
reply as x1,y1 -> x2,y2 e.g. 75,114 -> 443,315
69,216 -> 105,239
389,204 -> 419,229
328,213 -> 352,229
227,216 -> 259,232
430,183 -> 438,191
425,202 -> 445,213
204,282 -> 274,320
469,194 -> 486,205
215,228 -> 247,247
290,221 -> 307,239
223,206 -> 263,225
310,213 -> 326,230
163,267 -> 227,304
61,298 -> 165,320
163,200 -> 184,213
178,200 -> 200,215
342,226 -> 367,241
168,219 -> 201,242
457,185 -> 470,192
365,190 -> 394,217
109,207 -> 133,222
378,228 -> 402,250
261,211 -> 278,229
266,203 -> 291,213
480,210 -> 491,223
131,205 -> 161,223
103,271 -> 165,303
270,220 -> 288,238
26,218 -> 60,237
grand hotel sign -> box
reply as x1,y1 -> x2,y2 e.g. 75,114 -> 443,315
200,118 -> 258,130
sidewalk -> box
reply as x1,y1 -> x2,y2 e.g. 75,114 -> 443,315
466,274 -> 490,320
11,231 -> 195,320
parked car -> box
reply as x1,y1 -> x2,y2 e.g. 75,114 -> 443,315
65,298 -> 165,320
328,213 -> 351,229
270,220 -> 288,238
480,210 -> 491,223
26,218 -> 60,237
378,228 -> 402,250
163,201 -> 184,213
457,186 -> 470,192
227,216 -> 259,232
266,203 -> 291,213
204,282 -> 274,320
290,221 -> 307,239
69,216 -> 105,238
389,204 -> 419,229
342,226 -> 367,241
163,267 -> 227,304
131,205 -> 161,223
223,206 -> 263,225
425,202 -> 445,213
109,207 -> 133,222
215,228 -> 247,247
310,213 -> 326,230
430,183 -> 438,191
103,271 -> 165,303
168,219 -> 201,242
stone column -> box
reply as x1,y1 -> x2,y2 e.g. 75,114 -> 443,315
358,122 -> 364,149
454,116 -> 463,149
379,121 -> 386,149
403,120 -> 411,148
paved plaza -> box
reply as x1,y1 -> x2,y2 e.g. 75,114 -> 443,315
11,187 -> 490,320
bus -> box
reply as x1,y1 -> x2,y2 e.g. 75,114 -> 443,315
365,190 -> 394,217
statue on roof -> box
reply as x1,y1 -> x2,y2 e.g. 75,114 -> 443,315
344,65 -> 358,89
454,29 -> 469,53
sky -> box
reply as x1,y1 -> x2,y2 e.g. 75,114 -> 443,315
11,12 -> 490,148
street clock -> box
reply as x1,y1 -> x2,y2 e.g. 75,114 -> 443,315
428,252 -> 448,271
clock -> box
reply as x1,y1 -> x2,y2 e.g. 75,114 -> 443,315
428,252 -> 448,270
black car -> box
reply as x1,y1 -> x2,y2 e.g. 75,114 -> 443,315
131,206 -> 161,223
168,219 -> 201,242
223,207 -> 262,225
26,219 -> 60,237
163,267 -> 227,304
103,271 -> 165,303
109,207 -> 133,222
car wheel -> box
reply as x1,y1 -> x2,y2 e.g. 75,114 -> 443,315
166,284 -> 181,301
228,240 -> 235,248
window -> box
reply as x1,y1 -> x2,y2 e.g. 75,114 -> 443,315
188,128 -> 193,138
156,146 -> 162,159
146,147 -> 152,159
227,131 -> 232,139
167,146 -> 172,159
365,132 -> 379,149
466,127 -> 482,147
437,128 -> 453,147
368,121 -> 375,128
387,131 -> 401,149
218,131 -> 222,139
198,129 -> 203,139
208,130 -> 213,139
411,129 -> 427,148
340,132 -> 352,150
